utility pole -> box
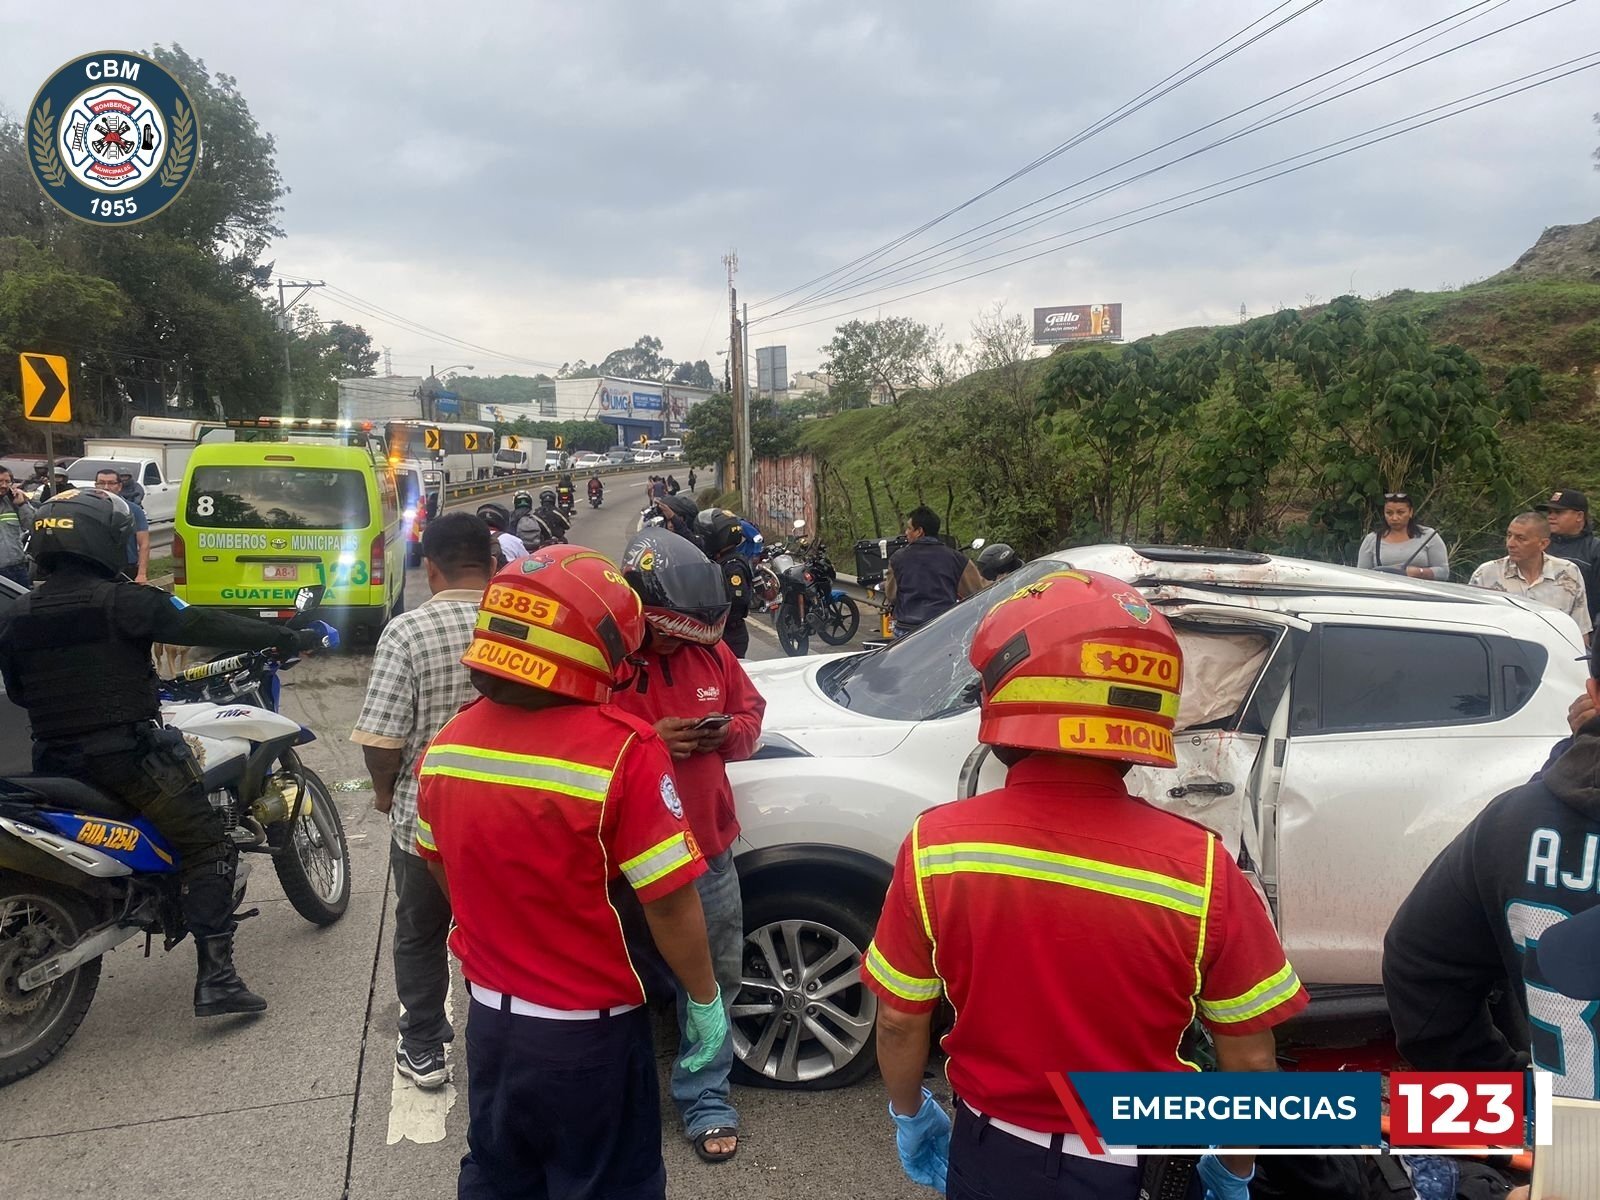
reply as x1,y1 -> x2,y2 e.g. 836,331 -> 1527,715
275,277 -> 325,412
722,250 -> 743,494
741,301 -> 752,508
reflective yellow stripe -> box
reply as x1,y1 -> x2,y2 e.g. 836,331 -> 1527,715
988,675 -> 1179,718
864,941 -> 941,1003
1200,962 -> 1302,1025
1180,834 -> 1218,1070
911,817 -> 934,943
415,814 -> 437,852
914,841 -> 1206,918
620,832 -> 695,889
420,743 -> 612,801
475,609 -> 608,670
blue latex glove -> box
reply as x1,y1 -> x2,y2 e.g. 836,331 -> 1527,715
890,1088 -> 950,1191
1198,1153 -> 1253,1200
680,985 -> 726,1072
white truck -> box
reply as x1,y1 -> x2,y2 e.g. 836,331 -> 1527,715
68,419 -> 233,524
493,434 -> 548,476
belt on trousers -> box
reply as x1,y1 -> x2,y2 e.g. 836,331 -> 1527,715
961,1101 -> 1138,1167
468,982 -> 641,1022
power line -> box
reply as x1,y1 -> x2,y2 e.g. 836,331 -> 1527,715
757,0 -> 1570,325
751,54 -> 1599,339
758,0 -> 1507,320
749,0 -> 1326,311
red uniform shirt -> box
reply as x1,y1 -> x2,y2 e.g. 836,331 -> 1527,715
610,639 -> 765,858
414,697 -> 705,1011
864,753 -> 1309,1131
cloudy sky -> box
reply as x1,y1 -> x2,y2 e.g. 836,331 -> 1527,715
6,0 -> 1597,378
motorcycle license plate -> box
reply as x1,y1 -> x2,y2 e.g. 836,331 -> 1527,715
263,565 -> 299,581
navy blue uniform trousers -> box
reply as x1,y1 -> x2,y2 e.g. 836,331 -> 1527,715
947,1106 -> 1206,1200
458,996 -> 664,1200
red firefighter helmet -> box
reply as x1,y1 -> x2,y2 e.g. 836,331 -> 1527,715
462,544 -> 644,704
968,569 -> 1183,768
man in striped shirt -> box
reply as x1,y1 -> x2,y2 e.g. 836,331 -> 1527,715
353,511 -> 491,1089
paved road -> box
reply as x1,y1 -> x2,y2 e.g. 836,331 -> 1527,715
3,469 -> 918,1200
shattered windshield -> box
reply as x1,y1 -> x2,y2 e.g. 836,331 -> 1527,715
817,558 -> 1070,722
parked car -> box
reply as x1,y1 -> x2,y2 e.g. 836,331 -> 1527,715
543,450 -> 567,472
634,450 -> 663,465
604,448 -> 629,465
571,452 -> 608,470
726,544 -> 1588,1089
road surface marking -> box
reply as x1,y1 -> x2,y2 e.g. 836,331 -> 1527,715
386,975 -> 458,1146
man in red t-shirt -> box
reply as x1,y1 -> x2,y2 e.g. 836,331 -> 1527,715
865,570 -> 1309,1200
613,528 -> 765,1165
415,547 -> 726,1200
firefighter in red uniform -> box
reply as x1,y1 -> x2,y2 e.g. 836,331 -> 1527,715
864,570 -> 1310,1199
415,546 -> 728,1200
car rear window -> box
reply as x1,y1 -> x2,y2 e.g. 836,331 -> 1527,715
1302,625 -> 1494,732
186,465 -> 370,530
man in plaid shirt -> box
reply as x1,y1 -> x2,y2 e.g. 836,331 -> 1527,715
352,511 -> 491,1089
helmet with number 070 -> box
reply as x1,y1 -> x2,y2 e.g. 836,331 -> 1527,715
968,569 -> 1183,767
461,543 -> 645,704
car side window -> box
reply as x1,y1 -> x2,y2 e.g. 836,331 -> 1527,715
144,463 -> 161,485
1296,625 -> 1493,733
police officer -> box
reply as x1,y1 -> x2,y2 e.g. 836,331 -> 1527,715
864,570 -> 1309,1199
415,546 -> 727,1198
696,508 -> 752,658
536,487 -> 570,543
884,506 -> 982,635
0,488 -> 326,1015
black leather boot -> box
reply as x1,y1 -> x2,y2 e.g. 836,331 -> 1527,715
193,931 -> 267,1016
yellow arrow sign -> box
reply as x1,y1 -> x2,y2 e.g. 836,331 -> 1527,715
552,435 -> 564,450
504,434 -> 519,450
20,353 -> 71,423
424,427 -> 441,451
464,432 -> 480,451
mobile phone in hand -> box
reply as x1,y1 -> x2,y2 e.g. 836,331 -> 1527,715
693,713 -> 732,730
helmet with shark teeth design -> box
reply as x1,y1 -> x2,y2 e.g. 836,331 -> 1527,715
621,528 -> 730,646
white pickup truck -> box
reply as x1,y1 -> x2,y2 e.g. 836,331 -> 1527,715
67,439 -> 199,525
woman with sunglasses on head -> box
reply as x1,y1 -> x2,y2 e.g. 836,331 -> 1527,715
1357,491 -> 1449,580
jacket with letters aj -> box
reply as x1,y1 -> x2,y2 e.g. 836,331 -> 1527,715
1383,718 -> 1600,1098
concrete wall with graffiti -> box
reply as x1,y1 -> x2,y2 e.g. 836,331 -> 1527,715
749,453 -> 817,531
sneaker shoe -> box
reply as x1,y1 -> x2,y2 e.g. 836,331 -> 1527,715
396,1038 -> 449,1090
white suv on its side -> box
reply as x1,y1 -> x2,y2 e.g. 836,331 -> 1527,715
726,544 -> 1588,1090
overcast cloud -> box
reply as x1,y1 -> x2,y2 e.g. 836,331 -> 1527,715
5,0 -> 1597,377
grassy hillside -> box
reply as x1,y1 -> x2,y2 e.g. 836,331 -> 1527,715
795,276 -> 1600,559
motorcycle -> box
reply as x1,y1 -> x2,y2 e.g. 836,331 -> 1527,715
0,587 -> 348,1087
588,479 -> 603,509
556,484 -> 576,518
771,520 -> 861,657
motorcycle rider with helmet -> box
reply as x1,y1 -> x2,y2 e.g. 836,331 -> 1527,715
976,543 -> 1024,584
654,493 -> 701,546
696,509 -> 753,659
587,471 -> 604,507
537,488 -> 571,543
611,529 -> 765,1164
556,472 -> 576,516
0,488 -> 329,1016
476,503 -> 528,568
510,490 -> 553,553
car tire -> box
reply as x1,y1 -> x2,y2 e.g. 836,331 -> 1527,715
731,888 -> 880,1091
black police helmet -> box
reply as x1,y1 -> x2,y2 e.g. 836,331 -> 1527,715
621,529 -> 729,645
25,487 -> 134,577
977,542 -> 1024,581
539,488 -> 557,506
696,508 -> 745,559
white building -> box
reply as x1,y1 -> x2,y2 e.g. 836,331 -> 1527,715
550,376 -> 714,445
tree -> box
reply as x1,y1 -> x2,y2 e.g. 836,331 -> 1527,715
599,334 -> 674,382
967,302 -> 1036,401
324,321 -> 378,378
821,316 -> 959,406
670,359 -> 716,389
143,44 -> 287,269
682,391 -> 733,466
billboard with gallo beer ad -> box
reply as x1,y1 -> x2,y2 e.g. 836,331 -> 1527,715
1033,303 -> 1123,345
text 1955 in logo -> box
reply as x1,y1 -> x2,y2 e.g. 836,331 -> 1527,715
28,51 -> 200,226
1388,1072 -> 1526,1148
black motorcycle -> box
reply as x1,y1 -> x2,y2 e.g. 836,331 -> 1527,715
772,520 -> 861,656
556,484 -> 576,517
588,480 -> 603,508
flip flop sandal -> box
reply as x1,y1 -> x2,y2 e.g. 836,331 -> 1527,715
692,1127 -> 739,1164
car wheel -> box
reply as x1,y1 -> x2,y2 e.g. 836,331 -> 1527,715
731,889 -> 879,1090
